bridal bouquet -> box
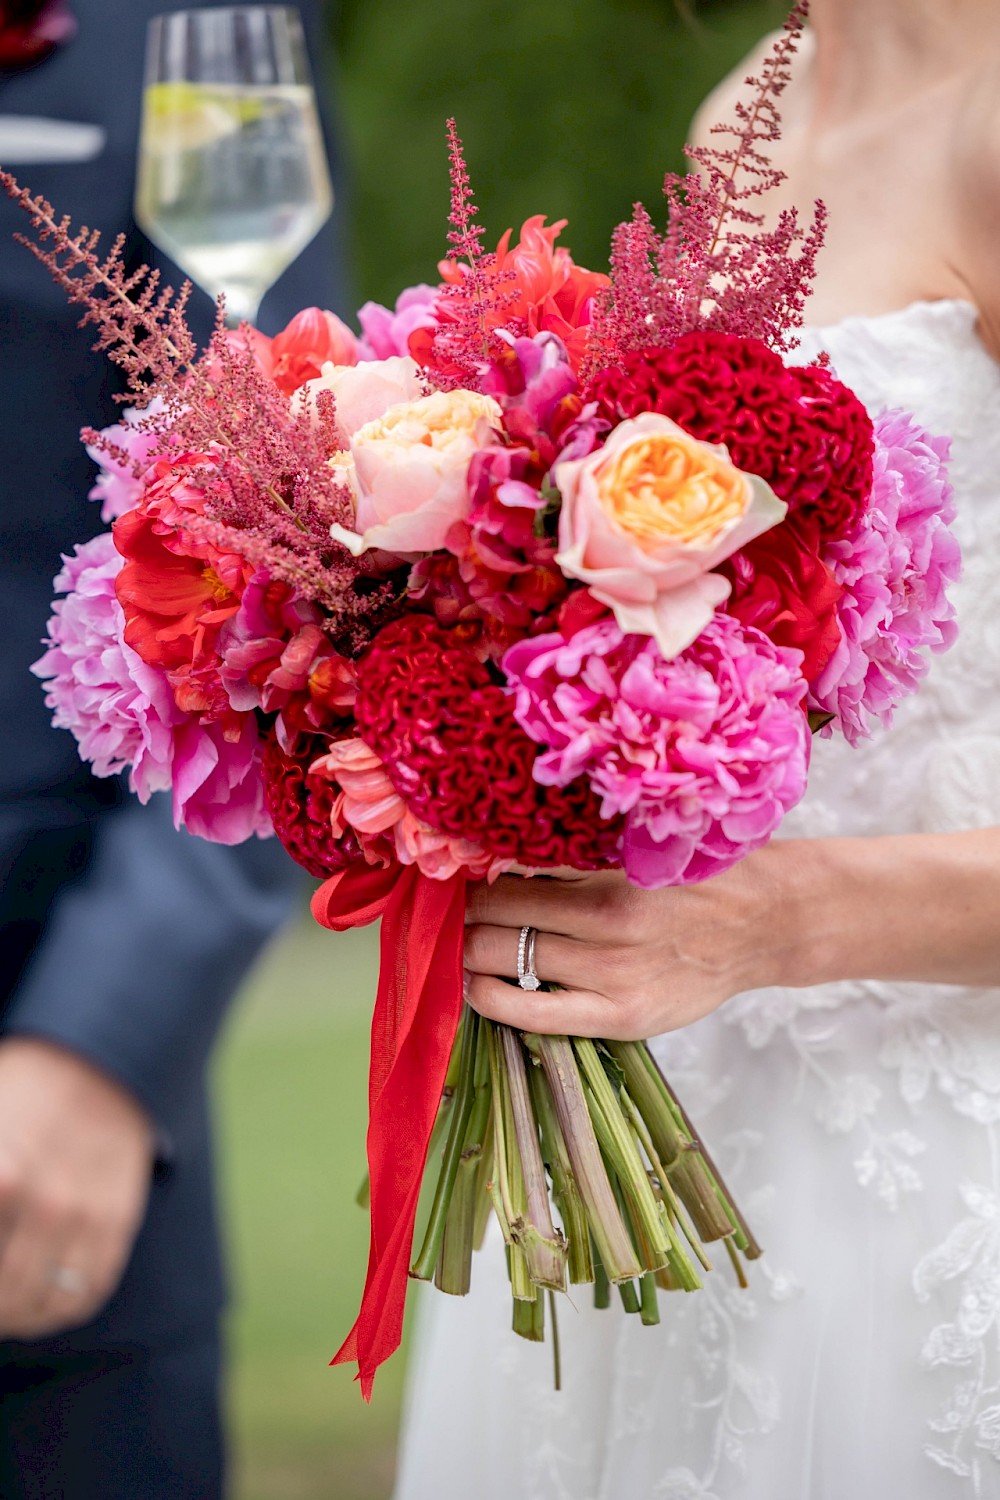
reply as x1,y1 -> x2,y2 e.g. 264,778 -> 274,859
5,7 -> 959,1399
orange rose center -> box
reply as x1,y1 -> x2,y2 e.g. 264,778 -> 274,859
596,435 -> 750,548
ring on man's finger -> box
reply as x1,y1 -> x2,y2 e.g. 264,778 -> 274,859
45,1264 -> 88,1296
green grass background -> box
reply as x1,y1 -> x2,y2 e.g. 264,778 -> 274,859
216,2 -> 783,1495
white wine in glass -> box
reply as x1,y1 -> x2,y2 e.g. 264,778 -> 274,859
135,5 -> 333,327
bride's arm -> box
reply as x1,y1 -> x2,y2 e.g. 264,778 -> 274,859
463,829 -> 1000,1039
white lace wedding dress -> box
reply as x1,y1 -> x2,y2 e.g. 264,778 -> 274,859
393,299 -> 1000,1500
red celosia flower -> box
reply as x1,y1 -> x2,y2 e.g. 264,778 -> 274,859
353,615 -> 622,869
588,332 -> 874,536
720,516 -> 844,685
261,729 -> 366,879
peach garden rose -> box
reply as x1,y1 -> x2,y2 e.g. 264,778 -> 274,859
553,412 -> 787,658
329,388 -> 503,558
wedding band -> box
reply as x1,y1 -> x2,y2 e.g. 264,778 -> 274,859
517,925 -> 541,991
46,1265 -> 87,1296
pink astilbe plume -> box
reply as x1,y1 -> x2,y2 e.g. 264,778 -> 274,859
1,173 -> 397,643
585,2 -> 825,370
427,121 -> 520,388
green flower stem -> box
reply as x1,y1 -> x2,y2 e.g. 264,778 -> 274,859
653,1056 -> 762,1259
620,1088 -> 711,1276
617,1279 -> 641,1315
498,1025 -> 567,1291
524,1033 -> 641,1284
574,1038 -> 671,1272
593,1245 -> 611,1310
487,1022 -> 534,1301
607,1040 -> 737,1246
548,1290 -> 563,1392
724,1233 -> 750,1289
472,1110 -> 495,1251
639,1271 -> 661,1326
512,1284 -> 546,1342
435,1022 -> 493,1296
411,1007 -> 480,1282
527,1058 -> 594,1285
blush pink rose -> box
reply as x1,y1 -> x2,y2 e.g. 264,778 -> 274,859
554,413 -> 786,658
298,354 -> 426,443
329,388 -> 503,557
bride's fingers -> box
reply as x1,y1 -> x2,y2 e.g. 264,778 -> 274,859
464,972 -> 641,1039
464,922 -> 601,993
467,871 -> 631,942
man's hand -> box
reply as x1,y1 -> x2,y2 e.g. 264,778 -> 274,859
0,1036 -> 155,1339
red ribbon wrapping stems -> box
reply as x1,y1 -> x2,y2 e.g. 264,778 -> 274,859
311,862 -> 467,1400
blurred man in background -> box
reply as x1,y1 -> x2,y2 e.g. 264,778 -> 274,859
0,2 -> 346,1495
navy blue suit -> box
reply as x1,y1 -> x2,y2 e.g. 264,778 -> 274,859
0,5 -> 345,1494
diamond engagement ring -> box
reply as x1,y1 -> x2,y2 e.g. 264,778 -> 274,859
517,925 -> 541,991
46,1264 -> 88,1296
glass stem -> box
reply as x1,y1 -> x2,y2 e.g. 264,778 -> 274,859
221,285 -> 263,330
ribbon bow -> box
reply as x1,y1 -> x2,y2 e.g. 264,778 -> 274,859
311,861 -> 466,1400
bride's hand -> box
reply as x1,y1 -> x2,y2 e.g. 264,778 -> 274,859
463,841 -> 822,1039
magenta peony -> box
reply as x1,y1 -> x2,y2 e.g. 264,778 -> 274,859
503,612 -> 810,887
357,284 -> 441,361
32,532 -> 271,844
810,410 -> 960,745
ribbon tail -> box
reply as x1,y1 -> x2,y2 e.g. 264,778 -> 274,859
323,865 -> 467,1399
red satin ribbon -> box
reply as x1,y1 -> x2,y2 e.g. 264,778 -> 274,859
311,862 -> 466,1400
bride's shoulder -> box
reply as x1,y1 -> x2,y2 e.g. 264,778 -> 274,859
951,60 -> 1000,351
686,28 -> 807,154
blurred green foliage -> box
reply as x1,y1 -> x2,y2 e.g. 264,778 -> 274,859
333,0 -> 785,311
219,2 -> 783,1496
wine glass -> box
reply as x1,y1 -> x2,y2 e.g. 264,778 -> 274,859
134,5 -> 333,328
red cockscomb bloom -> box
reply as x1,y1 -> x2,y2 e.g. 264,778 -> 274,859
720,517 -> 844,685
588,332 -> 874,536
353,615 -> 623,870
261,729 -> 365,878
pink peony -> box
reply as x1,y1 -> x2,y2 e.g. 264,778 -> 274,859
32,532 -> 271,845
503,612 -> 809,888
310,736 -> 502,881
357,284 -> 441,361
86,402 -> 165,521
810,410 -> 960,745
32,533 -> 178,786
553,413 -> 787,660
169,715 -> 271,845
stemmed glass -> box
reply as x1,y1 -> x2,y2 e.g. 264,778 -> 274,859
134,5 -> 334,327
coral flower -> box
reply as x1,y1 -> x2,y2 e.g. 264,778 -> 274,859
491,216 -> 609,368
247,306 -> 360,396
113,456 -> 253,715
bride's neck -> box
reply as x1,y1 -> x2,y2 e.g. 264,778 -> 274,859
806,0 -> 1000,120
